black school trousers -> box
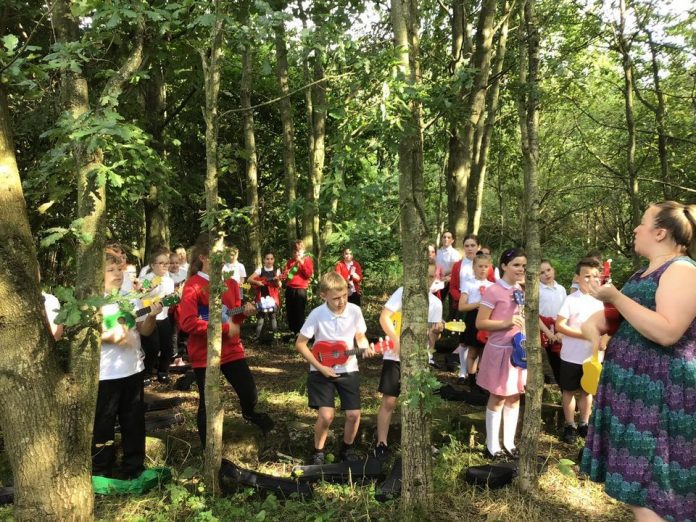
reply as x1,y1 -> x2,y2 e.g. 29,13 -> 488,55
141,317 -> 174,374
92,372 -> 145,477
194,359 -> 258,445
285,287 -> 308,334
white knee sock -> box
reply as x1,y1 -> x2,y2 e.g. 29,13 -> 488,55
458,348 -> 469,378
503,405 -> 520,451
485,409 -> 502,454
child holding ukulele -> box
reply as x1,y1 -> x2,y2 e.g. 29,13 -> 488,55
295,272 -> 375,465
475,248 -> 528,460
457,252 -> 495,391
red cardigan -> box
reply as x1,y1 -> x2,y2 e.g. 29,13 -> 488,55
335,260 -> 363,295
449,259 -> 464,303
282,256 -> 313,289
178,272 -> 247,368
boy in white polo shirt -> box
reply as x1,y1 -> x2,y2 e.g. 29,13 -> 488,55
373,265 -> 444,459
296,272 -> 374,465
555,257 -> 605,444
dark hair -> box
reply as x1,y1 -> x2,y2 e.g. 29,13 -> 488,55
540,258 -> 552,266
189,234 -> 210,278
653,201 -> 696,259
473,252 -> 491,265
291,240 -> 305,253
499,248 -> 526,270
462,234 -> 480,245
263,250 -> 275,258
575,257 -> 601,275
148,246 -> 170,265
584,249 -> 603,264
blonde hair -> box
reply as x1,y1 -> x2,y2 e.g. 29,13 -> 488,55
320,271 -> 347,293
653,201 -> 696,259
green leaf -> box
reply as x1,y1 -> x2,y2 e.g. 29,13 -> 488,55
2,34 -> 19,54
559,459 -> 575,466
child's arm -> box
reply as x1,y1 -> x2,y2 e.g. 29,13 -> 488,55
297,257 -> 314,279
458,292 -> 478,312
355,331 -> 374,357
538,317 -> 554,339
555,315 -> 585,339
136,302 -> 162,336
296,334 -> 338,378
350,262 -> 362,283
248,271 -> 264,287
379,308 -> 400,356
476,304 -> 524,331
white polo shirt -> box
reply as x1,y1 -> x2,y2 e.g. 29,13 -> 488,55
458,258 -> 474,289
100,298 -> 146,380
539,281 -> 567,318
382,287 -> 443,362
142,273 -> 175,320
461,278 -> 495,304
436,245 -> 462,276
222,261 -> 247,283
300,302 -> 367,373
558,290 -> 604,364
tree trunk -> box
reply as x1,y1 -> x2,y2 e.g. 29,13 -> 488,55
617,0 -> 640,266
391,0 -> 433,516
647,33 -> 670,200
241,46 -> 262,269
469,0 -> 511,233
302,50 -> 326,261
273,15 -> 299,242
200,1 -> 225,493
446,0 -> 498,239
144,60 -> 170,260
516,0 -> 543,492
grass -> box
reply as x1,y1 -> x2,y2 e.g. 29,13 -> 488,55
0,295 -> 632,522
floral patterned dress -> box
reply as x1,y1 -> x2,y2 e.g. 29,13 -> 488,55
581,257 -> 696,522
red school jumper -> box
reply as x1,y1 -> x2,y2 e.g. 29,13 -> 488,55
178,272 -> 247,368
334,260 -> 363,295
282,257 -> 314,289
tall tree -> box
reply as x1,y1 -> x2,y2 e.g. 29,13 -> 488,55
446,0 -> 498,239
516,0 -> 543,491
391,0 -> 433,515
199,0 -> 226,493
241,44 -> 262,269
272,5 -> 299,242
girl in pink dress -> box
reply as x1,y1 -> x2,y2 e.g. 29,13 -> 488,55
475,248 -> 527,459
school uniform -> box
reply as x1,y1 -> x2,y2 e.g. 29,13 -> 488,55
300,302 -> 366,410
379,288 -> 442,397
92,299 -> 147,478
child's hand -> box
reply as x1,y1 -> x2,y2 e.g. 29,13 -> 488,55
112,324 -> 130,345
243,302 -> 257,316
148,302 -> 163,317
431,321 -> 445,334
509,315 -> 524,329
319,365 -> 338,378
132,279 -> 142,291
362,345 -> 376,358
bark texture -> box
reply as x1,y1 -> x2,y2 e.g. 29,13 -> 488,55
516,0 -> 543,492
391,0 -> 433,516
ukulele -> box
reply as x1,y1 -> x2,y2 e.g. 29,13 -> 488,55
600,259 -> 622,335
312,338 -> 393,368
102,293 -> 180,330
390,311 -> 466,334
510,289 -> 528,369
581,346 -> 602,395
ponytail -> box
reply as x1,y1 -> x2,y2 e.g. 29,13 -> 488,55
653,201 -> 696,260
188,234 -> 210,278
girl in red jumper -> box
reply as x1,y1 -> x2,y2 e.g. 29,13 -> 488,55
334,247 -> 363,306
281,240 -> 314,334
178,235 -> 273,444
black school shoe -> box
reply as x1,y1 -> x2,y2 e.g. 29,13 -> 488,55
577,423 -> 589,438
373,442 -> 391,461
340,446 -> 361,462
562,424 -> 577,444
244,412 -> 275,435
312,451 -> 325,465
484,448 -> 508,461
503,447 -> 520,460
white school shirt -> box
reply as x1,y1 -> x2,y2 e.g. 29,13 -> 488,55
100,298 -> 146,380
539,281 -> 567,318
223,261 -> 247,283
170,269 -> 187,287
461,278 -> 495,304
300,302 -> 367,373
436,245 -> 462,276
142,272 -> 175,320
557,290 -> 604,364
458,258 -> 475,290
42,292 -> 60,325
382,287 -> 443,362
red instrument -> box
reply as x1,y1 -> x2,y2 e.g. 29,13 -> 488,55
311,338 -> 393,368
476,285 -> 490,344
600,258 -> 622,335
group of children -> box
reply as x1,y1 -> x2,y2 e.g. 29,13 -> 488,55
41,231 -> 608,479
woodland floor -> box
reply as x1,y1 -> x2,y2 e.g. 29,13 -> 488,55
0,294 -> 632,521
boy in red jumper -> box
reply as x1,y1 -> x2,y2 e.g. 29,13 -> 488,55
178,235 -> 274,444
281,240 -> 314,334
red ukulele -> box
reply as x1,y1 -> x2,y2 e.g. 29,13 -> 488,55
311,338 -> 393,368
601,259 -> 622,335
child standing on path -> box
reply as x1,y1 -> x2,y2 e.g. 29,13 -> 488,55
475,248 -> 528,460
295,272 -> 374,464
538,259 -> 567,384
555,258 -> 605,443
282,240 -> 314,334
335,248 -> 364,306
248,251 -> 281,341
93,249 -> 161,478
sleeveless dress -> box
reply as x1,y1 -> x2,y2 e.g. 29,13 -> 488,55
580,257 -> 696,522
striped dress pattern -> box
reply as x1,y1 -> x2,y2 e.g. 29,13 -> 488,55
581,257 -> 696,522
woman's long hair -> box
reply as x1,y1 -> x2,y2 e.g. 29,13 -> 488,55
188,234 -> 210,278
